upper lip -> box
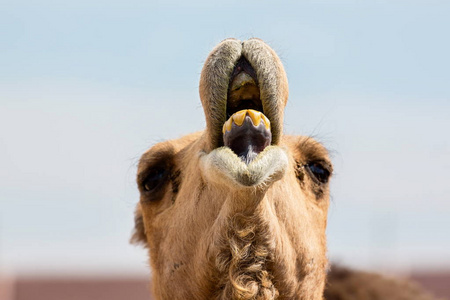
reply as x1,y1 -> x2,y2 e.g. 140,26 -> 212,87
199,38 -> 288,151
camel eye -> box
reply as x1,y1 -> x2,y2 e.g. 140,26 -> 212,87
143,168 -> 168,192
306,162 -> 330,184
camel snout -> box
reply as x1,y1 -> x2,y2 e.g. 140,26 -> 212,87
199,38 -> 289,151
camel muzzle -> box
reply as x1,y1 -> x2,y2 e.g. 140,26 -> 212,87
199,38 -> 289,153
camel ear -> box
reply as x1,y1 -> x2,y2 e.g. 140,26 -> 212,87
130,203 -> 148,247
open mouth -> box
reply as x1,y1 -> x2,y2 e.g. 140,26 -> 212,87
223,57 -> 272,163
199,39 -> 289,187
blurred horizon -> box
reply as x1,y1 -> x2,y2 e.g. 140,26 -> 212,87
1,0 -> 449,277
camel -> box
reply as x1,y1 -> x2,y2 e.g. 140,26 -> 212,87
131,38 -> 439,300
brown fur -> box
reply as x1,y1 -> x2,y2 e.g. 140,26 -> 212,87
134,133 -> 330,299
325,266 -> 442,300
132,38 -> 438,300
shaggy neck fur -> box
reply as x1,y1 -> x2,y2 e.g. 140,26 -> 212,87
214,212 -> 277,300
203,187 -> 324,300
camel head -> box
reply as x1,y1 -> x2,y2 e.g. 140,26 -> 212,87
132,38 -> 333,300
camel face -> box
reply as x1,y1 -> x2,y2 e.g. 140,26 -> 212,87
133,38 -> 333,300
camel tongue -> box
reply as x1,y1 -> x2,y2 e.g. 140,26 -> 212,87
222,109 -> 272,164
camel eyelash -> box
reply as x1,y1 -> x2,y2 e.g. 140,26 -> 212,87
306,162 -> 331,184
296,161 -> 331,184
139,166 -> 182,205
142,168 -> 169,193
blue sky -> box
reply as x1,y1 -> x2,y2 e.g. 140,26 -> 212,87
1,0 -> 449,275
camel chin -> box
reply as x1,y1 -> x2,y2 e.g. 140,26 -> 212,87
200,145 -> 288,189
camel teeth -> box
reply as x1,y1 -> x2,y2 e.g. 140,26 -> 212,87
223,109 -> 271,134
261,113 -> 271,129
222,118 -> 233,134
232,110 -> 247,126
247,109 -> 261,126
